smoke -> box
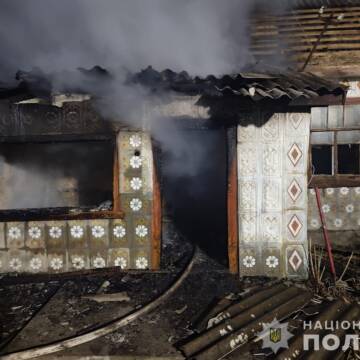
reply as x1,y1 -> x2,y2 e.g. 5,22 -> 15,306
0,142 -> 114,210
0,0 -> 285,82
0,0 -> 286,210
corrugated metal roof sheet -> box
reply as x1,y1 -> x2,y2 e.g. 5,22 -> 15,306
178,283 -> 360,359
131,67 -> 346,101
0,66 -> 345,104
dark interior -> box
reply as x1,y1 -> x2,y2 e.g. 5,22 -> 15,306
338,144 -> 360,174
312,145 -> 332,175
0,140 -> 113,210
160,129 -> 228,267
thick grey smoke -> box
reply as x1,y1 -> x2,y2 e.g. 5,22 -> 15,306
0,0 -> 285,210
0,0 -> 260,81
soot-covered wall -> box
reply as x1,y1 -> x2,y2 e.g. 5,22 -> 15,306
0,128 -> 156,272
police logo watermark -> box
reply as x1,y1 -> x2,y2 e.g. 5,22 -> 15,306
303,320 -> 360,352
270,327 -> 281,343
256,318 -> 294,354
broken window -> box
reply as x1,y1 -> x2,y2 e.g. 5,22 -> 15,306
310,106 -> 360,187
0,140 -> 114,212
310,128 -> 360,187
311,145 -> 332,175
338,144 -> 360,174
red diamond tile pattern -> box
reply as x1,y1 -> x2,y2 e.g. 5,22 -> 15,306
289,249 -> 303,271
287,143 -> 302,166
287,179 -> 302,202
288,215 -> 302,237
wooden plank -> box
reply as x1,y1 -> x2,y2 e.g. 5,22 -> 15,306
253,29 -> 360,38
334,131 -> 339,175
252,34 -> 360,44
252,19 -> 359,28
255,7 -> 360,18
311,107 -> 328,129
282,6 -> 360,15
252,14 -> 360,26
267,10 -> 360,21
311,127 -> 360,132
0,210 -> 124,222
290,52 -> 360,76
226,127 -> 238,275
112,139 -> 120,212
253,22 -> 360,32
251,42 -> 360,54
151,150 -> 161,270
291,50 -> 360,63
253,8 -> 360,20
309,175 -> 360,188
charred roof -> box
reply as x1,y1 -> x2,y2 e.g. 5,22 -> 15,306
0,65 -> 346,105
132,66 -> 346,101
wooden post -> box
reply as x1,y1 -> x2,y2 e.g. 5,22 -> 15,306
112,137 -> 120,212
227,127 -> 239,274
151,148 -> 162,270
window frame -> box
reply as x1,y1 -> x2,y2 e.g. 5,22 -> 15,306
309,126 -> 360,188
0,134 -> 124,221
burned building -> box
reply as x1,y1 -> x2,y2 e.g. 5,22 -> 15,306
0,66 -> 347,279
0,68 -> 162,274
2,2 -> 360,359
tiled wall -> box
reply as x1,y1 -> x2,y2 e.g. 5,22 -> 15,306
0,131 -> 154,273
308,187 -> 360,231
237,113 -> 310,279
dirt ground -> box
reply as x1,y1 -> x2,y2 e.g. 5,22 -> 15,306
0,223 -> 256,359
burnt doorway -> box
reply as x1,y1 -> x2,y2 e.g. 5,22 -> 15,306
160,128 -> 228,266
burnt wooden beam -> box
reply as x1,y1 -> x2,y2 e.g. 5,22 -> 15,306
309,175 -> 360,188
0,133 -> 115,144
289,94 -> 344,106
227,126 -> 239,274
112,140 -> 120,212
151,146 -> 162,270
311,126 -> 360,132
344,97 -> 360,105
0,209 -> 124,222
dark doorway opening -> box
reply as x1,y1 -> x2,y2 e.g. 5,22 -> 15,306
160,129 -> 228,267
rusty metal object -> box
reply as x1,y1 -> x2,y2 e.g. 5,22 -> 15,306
179,285 -> 308,358
315,186 -> 337,282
